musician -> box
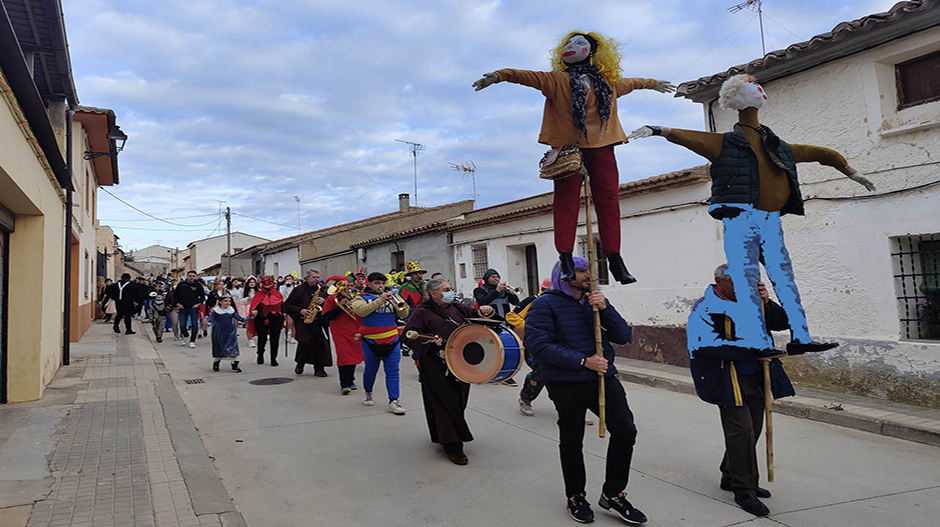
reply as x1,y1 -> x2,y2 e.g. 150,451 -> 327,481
524,257 -> 644,524
349,272 -> 411,415
322,276 -> 363,394
284,269 -> 333,376
474,268 -> 520,386
687,265 -> 795,517
403,279 -> 494,465
249,276 -> 285,366
399,260 -> 428,309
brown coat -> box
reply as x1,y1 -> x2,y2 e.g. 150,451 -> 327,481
494,68 -> 658,148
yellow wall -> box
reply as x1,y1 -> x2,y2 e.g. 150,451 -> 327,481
69,120 -> 101,341
0,72 -> 67,402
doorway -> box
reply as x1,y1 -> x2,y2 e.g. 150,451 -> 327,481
0,231 -> 8,403
524,245 -> 539,297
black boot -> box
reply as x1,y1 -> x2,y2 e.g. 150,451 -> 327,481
231,361 -> 242,373
257,353 -> 264,365
559,252 -> 576,281
212,361 -> 220,372
294,363 -> 304,375
607,253 -> 637,285
314,367 -> 327,377
786,341 -> 839,355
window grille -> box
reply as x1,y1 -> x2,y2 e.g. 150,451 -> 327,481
471,245 -> 488,281
896,50 -> 940,109
578,239 -> 609,286
892,233 -> 940,340
391,251 -> 405,273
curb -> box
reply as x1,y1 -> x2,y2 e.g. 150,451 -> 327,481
617,370 -> 940,449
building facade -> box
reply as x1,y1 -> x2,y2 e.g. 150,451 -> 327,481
184,232 -> 269,276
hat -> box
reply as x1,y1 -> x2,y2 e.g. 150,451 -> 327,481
540,278 -> 552,289
260,275 -> 275,287
405,261 -> 428,274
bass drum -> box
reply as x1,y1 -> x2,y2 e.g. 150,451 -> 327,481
444,323 -> 524,384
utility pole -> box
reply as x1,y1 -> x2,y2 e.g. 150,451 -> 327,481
225,206 -> 232,276
293,195 -> 301,232
396,139 -> 425,207
729,0 -> 766,56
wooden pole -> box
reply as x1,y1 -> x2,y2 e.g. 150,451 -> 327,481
763,359 -> 774,482
581,172 -> 606,438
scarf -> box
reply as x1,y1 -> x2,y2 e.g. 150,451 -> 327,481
565,64 -> 613,141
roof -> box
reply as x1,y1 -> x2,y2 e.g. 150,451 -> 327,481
74,106 -> 121,186
4,0 -> 77,104
351,220 -> 450,248
186,231 -> 270,248
677,0 -> 940,103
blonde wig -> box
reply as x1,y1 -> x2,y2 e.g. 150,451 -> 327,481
550,31 -> 623,85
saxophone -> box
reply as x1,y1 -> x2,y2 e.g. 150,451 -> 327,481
303,286 -> 322,324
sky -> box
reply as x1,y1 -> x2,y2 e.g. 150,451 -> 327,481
66,0 -> 898,251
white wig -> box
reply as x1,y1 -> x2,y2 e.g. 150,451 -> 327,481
718,74 -> 751,110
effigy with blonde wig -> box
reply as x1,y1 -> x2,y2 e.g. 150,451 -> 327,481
472,31 -> 675,285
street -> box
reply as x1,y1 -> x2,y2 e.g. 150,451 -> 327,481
154,328 -> 940,527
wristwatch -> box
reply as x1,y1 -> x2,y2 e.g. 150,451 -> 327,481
580,357 -> 586,366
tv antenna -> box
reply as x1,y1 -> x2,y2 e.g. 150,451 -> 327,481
729,0 -> 766,56
396,139 -> 425,206
450,161 -> 478,203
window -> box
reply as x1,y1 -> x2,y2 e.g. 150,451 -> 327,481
459,263 -> 467,279
471,245 -> 488,281
391,251 -> 405,273
891,234 -> 940,340
578,239 -> 609,286
83,251 -> 90,300
84,169 -> 90,213
896,50 -> 940,110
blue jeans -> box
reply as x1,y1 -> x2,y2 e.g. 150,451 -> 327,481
362,340 -> 401,401
721,204 -> 811,349
179,308 -> 200,343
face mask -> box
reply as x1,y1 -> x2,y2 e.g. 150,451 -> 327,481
727,81 -> 767,110
441,291 -> 457,304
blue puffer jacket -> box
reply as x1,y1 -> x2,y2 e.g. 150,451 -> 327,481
524,289 -> 632,382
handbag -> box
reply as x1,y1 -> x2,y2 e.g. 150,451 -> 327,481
539,144 -> 587,181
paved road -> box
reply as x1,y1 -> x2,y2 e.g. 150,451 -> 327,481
154,333 -> 940,527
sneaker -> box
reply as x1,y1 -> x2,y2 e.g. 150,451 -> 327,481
188,342 -> 196,349
350,384 -> 359,390
362,392 -> 375,406
598,492 -> 647,524
156,338 -> 163,343
212,361 -> 220,372
289,338 -> 297,344
231,362 -> 242,373
249,339 -> 256,348
734,493 -> 770,517
519,398 -> 535,417
501,378 -> 518,387
125,330 -> 137,335
567,493 -> 594,523
341,386 -> 352,395
388,399 -> 406,415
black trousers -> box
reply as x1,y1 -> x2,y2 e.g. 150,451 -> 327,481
113,304 -> 133,333
338,364 -> 356,388
546,377 -> 637,498
718,373 -> 765,494
256,314 -> 284,360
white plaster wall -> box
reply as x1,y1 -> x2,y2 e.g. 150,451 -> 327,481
358,233 -> 453,280
191,233 -> 267,273
264,246 -> 300,278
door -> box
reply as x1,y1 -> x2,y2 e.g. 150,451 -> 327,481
0,231 -> 8,403
525,245 -> 539,297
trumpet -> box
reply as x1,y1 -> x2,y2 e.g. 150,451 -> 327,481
503,283 -> 523,295
392,294 -> 408,311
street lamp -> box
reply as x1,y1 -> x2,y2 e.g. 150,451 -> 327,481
84,126 -> 128,160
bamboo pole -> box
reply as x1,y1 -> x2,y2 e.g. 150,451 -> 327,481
763,359 -> 774,482
581,172 -> 606,438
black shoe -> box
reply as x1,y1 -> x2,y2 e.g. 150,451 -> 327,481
271,358 -> 279,367
446,451 -> 468,465
113,325 -> 121,334
402,349 -> 410,357
314,368 -> 328,377
212,361 -> 220,372
501,378 -> 518,387
786,341 -> 839,355
232,362 -> 242,373
756,348 -> 786,359
721,482 -> 771,498
257,354 -> 264,365
599,492 -> 647,524
156,338 -> 163,343
294,364 -> 304,375
734,493 -> 770,516
559,252 -> 577,282
607,253 -> 637,285
566,493 -> 594,523
125,330 -> 136,335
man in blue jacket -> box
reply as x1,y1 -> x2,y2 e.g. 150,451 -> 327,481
525,256 -> 644,525
688,264 -> 796,518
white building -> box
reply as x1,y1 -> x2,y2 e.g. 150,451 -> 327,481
127,244 -> 173,264
183,232 -> 269,276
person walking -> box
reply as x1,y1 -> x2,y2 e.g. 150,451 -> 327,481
250,276 -> 286,366
284,270 -> 333,376
174,270 -> 206,349
209,295 -> 247,373
106,273 -> 142,335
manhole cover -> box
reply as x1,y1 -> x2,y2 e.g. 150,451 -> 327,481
249,377 -> 295,386
183,379 -> 205,385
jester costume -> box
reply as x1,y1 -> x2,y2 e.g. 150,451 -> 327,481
350,288 -> 410,402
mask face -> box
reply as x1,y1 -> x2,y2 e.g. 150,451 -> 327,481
562,35 -> 591,65
441,291 -> 457,304
727,81 -> 767,110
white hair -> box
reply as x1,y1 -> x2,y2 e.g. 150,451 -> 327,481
714,264 -> 730,280
718,74 -> 751,110
305,269 -> 320,277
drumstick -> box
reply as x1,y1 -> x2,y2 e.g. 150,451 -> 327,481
404,330 -> 440,341
582,171 -> 606,439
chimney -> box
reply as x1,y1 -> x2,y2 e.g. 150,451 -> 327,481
398,193 -> 410,213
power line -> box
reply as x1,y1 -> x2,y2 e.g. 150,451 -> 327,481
763,12 -> 802,40
100,187 -> 222,227
99,214 -> 220,222
231,212 -> 299,230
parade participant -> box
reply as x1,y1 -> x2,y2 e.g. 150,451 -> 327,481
148,284 -> 168,343
353,271 -> 367,292
473,268 -> 521,386
107,273 -> 142,335
136,277 -> 152,321
430,272 -> 444,280
284,270 -> 333,376
206,278 -> 229,310
525,257 -> 644,524
100,278 -> 115,323
210,295 -> 248,373
349,272 -> 410,414
250,276 -> 286,366
166,281 -> 180,341
687,265 -> 795,517
322,276 -> 363,394
197,278 -> 210,338
398,260 -> 428,309
174,271 -> 207,348
473,31 -> 674,285
629,73 -> 874,356
403,279 -> 494,465
279,273 -> 298,344
237,276 -> 259,348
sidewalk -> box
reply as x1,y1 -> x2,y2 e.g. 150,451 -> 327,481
0,320 -> 247,527
615,357 -> 940,448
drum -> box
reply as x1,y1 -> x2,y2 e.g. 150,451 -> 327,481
444,323 -> 524,384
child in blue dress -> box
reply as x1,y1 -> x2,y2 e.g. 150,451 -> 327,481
209,295 -> 249,372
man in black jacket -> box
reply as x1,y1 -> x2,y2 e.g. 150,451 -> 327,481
687,264 -> 796,517
106,273 -> 142,335
473,268 -> 520,385
174,270 -> 206,348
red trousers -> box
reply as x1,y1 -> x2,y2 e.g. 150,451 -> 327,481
553,145 -> 621,255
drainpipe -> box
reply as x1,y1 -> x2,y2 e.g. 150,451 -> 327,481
63,105 -> 75,365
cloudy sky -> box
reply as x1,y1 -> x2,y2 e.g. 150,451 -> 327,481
68,0 -> 896,251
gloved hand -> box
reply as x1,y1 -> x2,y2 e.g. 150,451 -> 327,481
653,80 -> 676,93
627,126 -> 669,140
847,167 -> 876,191
472,72 -> 499,91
